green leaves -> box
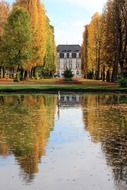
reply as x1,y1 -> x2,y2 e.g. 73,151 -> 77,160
3,6 -> 32,67
0,1 -> 56,79
63,68 -> 74,79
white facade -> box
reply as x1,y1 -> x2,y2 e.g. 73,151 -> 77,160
56,45 -> 82,78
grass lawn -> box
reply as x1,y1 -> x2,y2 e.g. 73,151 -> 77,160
0,78 -> 126,93
0,78 -> 117,86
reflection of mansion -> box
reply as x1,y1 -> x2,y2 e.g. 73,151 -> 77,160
56,45 -> 82,78
59,95 -> 81,107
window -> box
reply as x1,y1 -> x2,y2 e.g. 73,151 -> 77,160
64,59 -> 67,63
60,53 -> 64,58
69,63 -> 72,69
76,71 -> 79,75
69,59 -> 72,63
67,96 -> 70,101
64,63 -> 66,69
76,63 -> 80,69
67,53 -> 69,58
61,96 -> 64,101
72,96 -> 76,101
72,53 -> 76,58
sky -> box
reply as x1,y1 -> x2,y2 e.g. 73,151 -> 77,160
7,0 -> 107,45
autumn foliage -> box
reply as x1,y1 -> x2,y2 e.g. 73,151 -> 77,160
0,0 -> 56,80
81,0 -> 127,82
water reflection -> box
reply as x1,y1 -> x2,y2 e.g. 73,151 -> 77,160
81,95 -> 127,189
0,95 -> 56,182
59,95 -> 81,108
0,94 -> 127,190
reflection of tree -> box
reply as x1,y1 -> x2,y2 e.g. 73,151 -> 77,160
0,134 -> 9,156
81,95 -> 127,189
0,95 -> 56,183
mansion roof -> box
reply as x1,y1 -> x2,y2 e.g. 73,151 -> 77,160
57,45 -> 81,53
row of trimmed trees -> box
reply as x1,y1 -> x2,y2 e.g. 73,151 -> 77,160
81,0 -> 127,82
0,0 -> 56,80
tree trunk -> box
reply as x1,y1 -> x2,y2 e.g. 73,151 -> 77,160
20,67 -> 24,81
111,61 -> 118,82
3,67 -> 5,78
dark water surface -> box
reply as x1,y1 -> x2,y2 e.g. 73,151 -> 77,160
0,94 -> 127,190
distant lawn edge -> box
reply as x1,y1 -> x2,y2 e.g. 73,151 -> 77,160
0,85 -> 127,94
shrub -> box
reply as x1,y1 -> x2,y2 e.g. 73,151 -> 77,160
63,68 -> 73,79
119,78 -> 127,87
87,71 -> 94,79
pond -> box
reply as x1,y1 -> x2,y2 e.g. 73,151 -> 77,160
0,94 -> 127,190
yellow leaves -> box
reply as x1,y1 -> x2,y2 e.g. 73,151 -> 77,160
82,12 -> 102,74
0,1 -> 9,36
0,95 -> 57,176
15,0 -> 55,69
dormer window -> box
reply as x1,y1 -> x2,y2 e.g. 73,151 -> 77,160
67,53 -> 69,58
72,53 -> 76,58
60,53 -> 64,58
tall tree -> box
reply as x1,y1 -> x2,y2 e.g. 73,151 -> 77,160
81,25 -> 89,78
84,13 -> 102,79
81,0 -> 127,82
42,24 -> 56,77
101,0 -> 116,82
3,6 -> 32,78
0,1 -> 9,77
15,0 -> 56,77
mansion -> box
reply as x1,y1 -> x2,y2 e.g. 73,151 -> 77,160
56,45 -> 82,78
